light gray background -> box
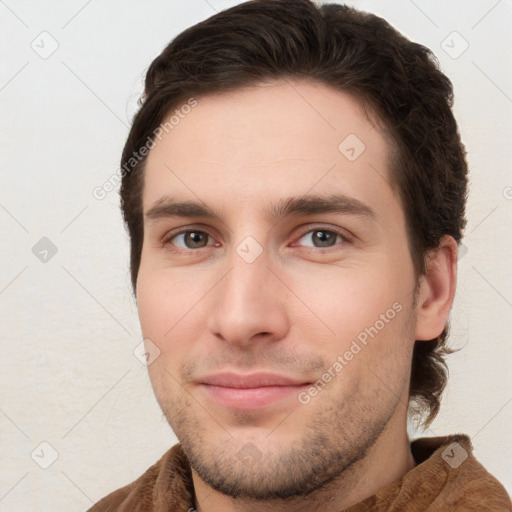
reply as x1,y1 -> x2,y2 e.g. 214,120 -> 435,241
1,1 -> 511,510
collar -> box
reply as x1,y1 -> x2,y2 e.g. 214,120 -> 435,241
90,433 -> 511,511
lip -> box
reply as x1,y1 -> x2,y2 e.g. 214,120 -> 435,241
201,371 -> 309,388
198,372 -> 311,410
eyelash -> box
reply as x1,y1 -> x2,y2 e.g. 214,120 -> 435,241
161,225 -> 351,255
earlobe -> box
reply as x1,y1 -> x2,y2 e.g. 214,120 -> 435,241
414,235 -> 458,341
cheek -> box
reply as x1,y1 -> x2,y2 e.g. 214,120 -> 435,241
136,266 -> 197,335
291,261 -> 406,350
136,268 -> 212,373
137,275 -> 189,400
136,275 -> 169,339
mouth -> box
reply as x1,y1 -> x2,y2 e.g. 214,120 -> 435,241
198,371 -> 311,410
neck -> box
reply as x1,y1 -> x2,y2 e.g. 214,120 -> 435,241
191,410 -> 416,512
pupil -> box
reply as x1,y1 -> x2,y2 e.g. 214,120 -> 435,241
187,232 -> 205,248
314,231 -> 334,247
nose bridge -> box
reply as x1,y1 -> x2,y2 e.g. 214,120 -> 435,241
223,237 -> 275,315
207,235 -> 289,345
224,221 -> 273,298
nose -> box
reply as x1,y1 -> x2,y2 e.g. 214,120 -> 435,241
206,244 -> 291,348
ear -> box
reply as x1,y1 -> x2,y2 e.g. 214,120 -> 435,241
414,235 -> 458,341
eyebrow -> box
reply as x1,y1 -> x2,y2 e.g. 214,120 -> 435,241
145,193 -> 376,224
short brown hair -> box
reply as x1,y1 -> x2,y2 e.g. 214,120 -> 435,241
120,0 -> 468,428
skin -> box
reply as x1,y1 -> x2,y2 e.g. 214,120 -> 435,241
136,79 -> 457,512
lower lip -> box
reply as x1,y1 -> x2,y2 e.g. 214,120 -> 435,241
200,384 -> 309,410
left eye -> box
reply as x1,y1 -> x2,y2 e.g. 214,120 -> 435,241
166,230 -> 214,250
295,229 -> 345,248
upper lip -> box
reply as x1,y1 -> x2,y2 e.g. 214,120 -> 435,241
200,372 -> 310,388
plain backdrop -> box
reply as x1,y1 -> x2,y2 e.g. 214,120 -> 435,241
1,1 -> 511,510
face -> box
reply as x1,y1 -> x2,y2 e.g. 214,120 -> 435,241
136,79 -> 419,500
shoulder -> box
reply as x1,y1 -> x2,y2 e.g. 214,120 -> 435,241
412,433 -> 512,511
86,443 -> 193,512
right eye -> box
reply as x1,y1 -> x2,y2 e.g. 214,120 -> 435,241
162,228 -> 219,254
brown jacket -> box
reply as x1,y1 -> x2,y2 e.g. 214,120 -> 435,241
88,434 -> 511,511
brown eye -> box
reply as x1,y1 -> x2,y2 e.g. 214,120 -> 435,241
165,230 -> 213,250
295,229 -> 345,249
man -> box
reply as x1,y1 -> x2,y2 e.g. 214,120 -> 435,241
89,0 -> 511,510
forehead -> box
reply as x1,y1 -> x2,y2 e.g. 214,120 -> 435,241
142,79 -> 398,221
